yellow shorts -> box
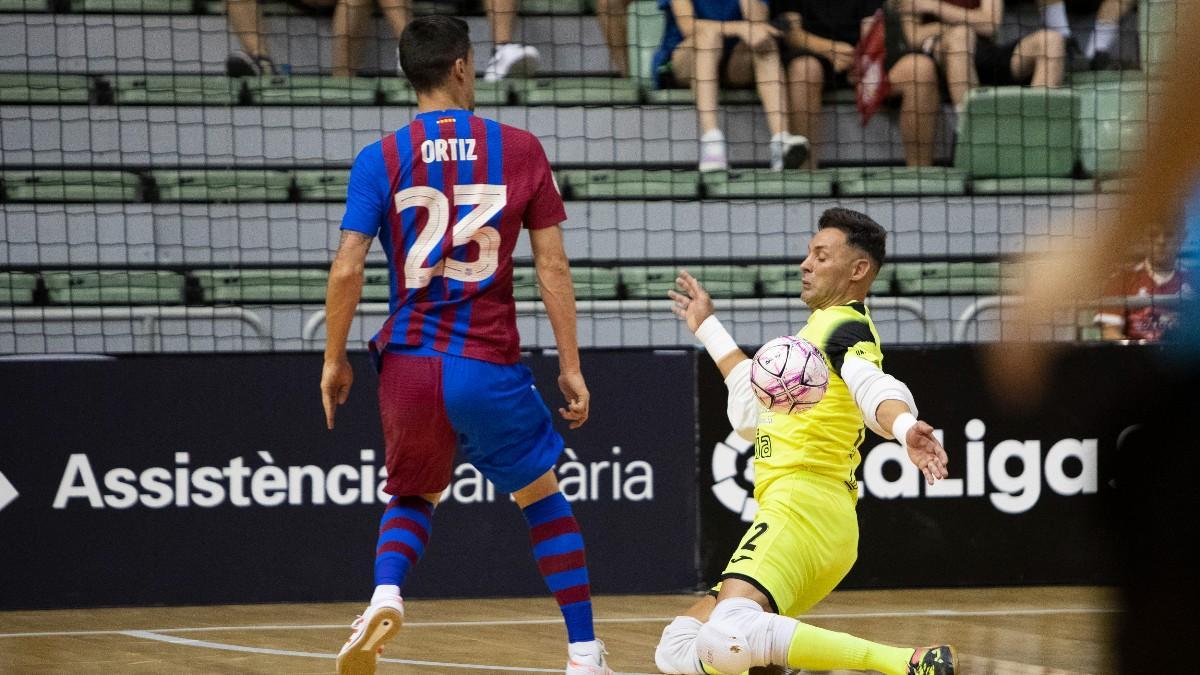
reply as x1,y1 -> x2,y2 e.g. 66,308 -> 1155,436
716,470 -> 859,617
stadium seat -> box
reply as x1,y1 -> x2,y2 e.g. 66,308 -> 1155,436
0,272 -> 39,305
246,76 -> 381,105
701,169 -> 836,199
294,169 -> 350,202
571,267 -> 620,299
621,265 -> 756,299
150,169 -> 293,202
42,271 -> 185,304
0,0 -> 49,10
627,0 -> 663,84
1075,76 -> 1155,178
0,73 -> 91,104
361,269 -> 391,302
74,0 -> 191,12
114,75 -> 244,106
193,269 -> 329,303
760,264 -> 894,297
512,266 -> 541,301
893,262 -> 1002,295
558,169 -> 700,200
953,87 -> 1079,178
1,170 -> 139,202
643,88 -> 762,105
970,177 -> 1096,194
512,78 -> 641,105
838,167 -> 968,197
520,0 -> 591,13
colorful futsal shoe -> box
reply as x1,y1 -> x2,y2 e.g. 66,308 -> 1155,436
907,645 -> 957,675
566,638 -> 614,675
336,597 -> 404,675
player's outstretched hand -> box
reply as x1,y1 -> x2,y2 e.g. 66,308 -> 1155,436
321,357 -> 353,430
668,269 -> 715,333
906,419 -> 949,485
557,370 -> 590,430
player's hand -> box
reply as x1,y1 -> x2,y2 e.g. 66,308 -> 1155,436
906,420 -> 949,485
669,269 -> 716,333
557,370 -> 590,430
320,356 -> 353,430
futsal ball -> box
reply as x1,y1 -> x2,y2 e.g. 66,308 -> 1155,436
750,336 -> 829,414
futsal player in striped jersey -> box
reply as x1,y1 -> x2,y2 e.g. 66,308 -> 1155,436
320,15 -> 611,675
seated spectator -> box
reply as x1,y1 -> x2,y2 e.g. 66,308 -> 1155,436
225,0 -> 411,77
1039,0 -> 1136,70
483,0 -> 542,81
653,0 -> 809,172
1095,224 -> 1192,341
597,0 -> 635,76
887,0 -> 1065,109
773,0 -> 940,166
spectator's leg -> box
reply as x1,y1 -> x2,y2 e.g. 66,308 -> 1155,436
680,23 -> 723,136
486,0 -> 519,44
889,53 -> 939,167
1086,0 -> 1136,61
1039,0 -> 1073,40
332,0 -> 373,76
1012,29 -> 1066,87
226,0 -> 269,59
378,0 -> 411,42
936,23 -> 977,108
785,56 -> 823,168
596,0 -> 632,77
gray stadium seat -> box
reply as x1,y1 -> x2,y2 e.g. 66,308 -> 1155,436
558,169 -> 700,200
42,271 -> 185,304
193,269 -> 328,303
151,169 -> 293,202
114,75 -> 244,106
246,76 -> 381,105
1,170 -> 139,202
294,169 -> 350,202
0,272 -> 38,305
838,167 -> 968,197
760,264 -> 894,297
0,73 -> 91,104
954,86 -> 1079,178
621,265 -> 756,299
701,169 -> 835,199
513,78 -> 641,105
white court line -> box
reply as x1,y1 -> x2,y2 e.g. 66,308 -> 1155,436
0,606 -> 1119,639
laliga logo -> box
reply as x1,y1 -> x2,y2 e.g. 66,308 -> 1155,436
710,419 -> 1099,517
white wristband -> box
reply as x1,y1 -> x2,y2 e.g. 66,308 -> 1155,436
695,315 -> 739,362
891,411 -> 918,446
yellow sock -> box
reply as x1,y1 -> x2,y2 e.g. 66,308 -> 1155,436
786,621 -> 914,675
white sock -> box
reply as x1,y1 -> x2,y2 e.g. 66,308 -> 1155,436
370,584 -> 400,606
1087,20 -> 1119,57
568,639 -> 603,665
655,616 -> 704,675
1042,2 -> 1071,36
708,597 -> 796,667
701,128 -> 725,143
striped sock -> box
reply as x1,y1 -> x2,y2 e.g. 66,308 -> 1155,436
523,492 -> 595,643
374,495 -> 435,589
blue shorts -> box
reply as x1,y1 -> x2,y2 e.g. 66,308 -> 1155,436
378,346 -> 563,496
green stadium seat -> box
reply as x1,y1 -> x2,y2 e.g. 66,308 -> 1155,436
970,177 -> 1096,194
76,0 -> 192,11
760,264 -> 894,297
294,169 -> 350,202
42,271 -> 185,305
571,267 -> 620,299
558,169 -> 700,200
114,75 -> 244,106
701,169 -> 835,199
520,0 -> 592,14
621,265 -> 756,299
361,268 -> 391,302
643,88 -> 762,105
193,269 -> 328,303
838,167 -> 968,197
627,0 -> 664,83
0,73 -> 91,104
512,266 -> 541,301
151,169 -> 293,202
893,262 -> 1002,295
1140,0 -> 1178,77
954,86 -> 1078,178
1098,178 -> 1128,193
0,0 -> 49,10
1,170 -> 139,202
0,272 -> 39,305
513,78 -> 641,105
1075,76 -> 1156,178
246,75 -> 381,105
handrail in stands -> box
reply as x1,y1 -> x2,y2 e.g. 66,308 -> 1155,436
0,306 -> 269,352
953,294 -> 1187,342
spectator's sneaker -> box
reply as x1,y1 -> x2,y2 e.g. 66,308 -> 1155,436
769,132 -> 809,171
483,43 -> 540,82
566,639 -> 614,674
225,51 -> 277,77
907,645 -> 957,675
699,129 -> 728,173
336,598 -> 404,675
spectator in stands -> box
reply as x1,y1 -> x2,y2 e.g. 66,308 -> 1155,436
1094,223 -> 1192,341
225,0 -> 411,77
483,0 -> 543,80
598,0 -> 635,76
1039,0 -> 1136,70
887,0 -> 1065,110
653,0 -> 810,172
773,0 -> 941,166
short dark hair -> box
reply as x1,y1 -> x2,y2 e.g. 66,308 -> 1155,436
817,207 -> 887,270
398,15 -> 471,93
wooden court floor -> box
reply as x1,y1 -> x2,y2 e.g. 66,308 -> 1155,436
0,586 -> 1116,674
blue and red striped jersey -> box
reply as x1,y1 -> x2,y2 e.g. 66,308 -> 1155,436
341,109 -> 567,364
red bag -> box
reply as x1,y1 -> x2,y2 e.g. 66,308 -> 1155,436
853,9 -> 890,126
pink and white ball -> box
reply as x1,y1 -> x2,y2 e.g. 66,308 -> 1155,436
750,336 -> 829,414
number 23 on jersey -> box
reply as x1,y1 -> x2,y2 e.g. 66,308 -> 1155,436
396,183 -> 507,289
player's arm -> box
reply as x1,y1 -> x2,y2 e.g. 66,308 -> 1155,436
669,269 -> 759,440
841,355 -> 948,485
321,230 -> 373,430
530,224 -> 589,430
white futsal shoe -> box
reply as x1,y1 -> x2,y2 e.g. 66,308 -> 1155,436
336,597 -> 404,675
484,42 -> 541,81
566,638 -> 614,675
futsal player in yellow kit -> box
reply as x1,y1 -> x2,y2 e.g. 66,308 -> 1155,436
658,208 -> 956,675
